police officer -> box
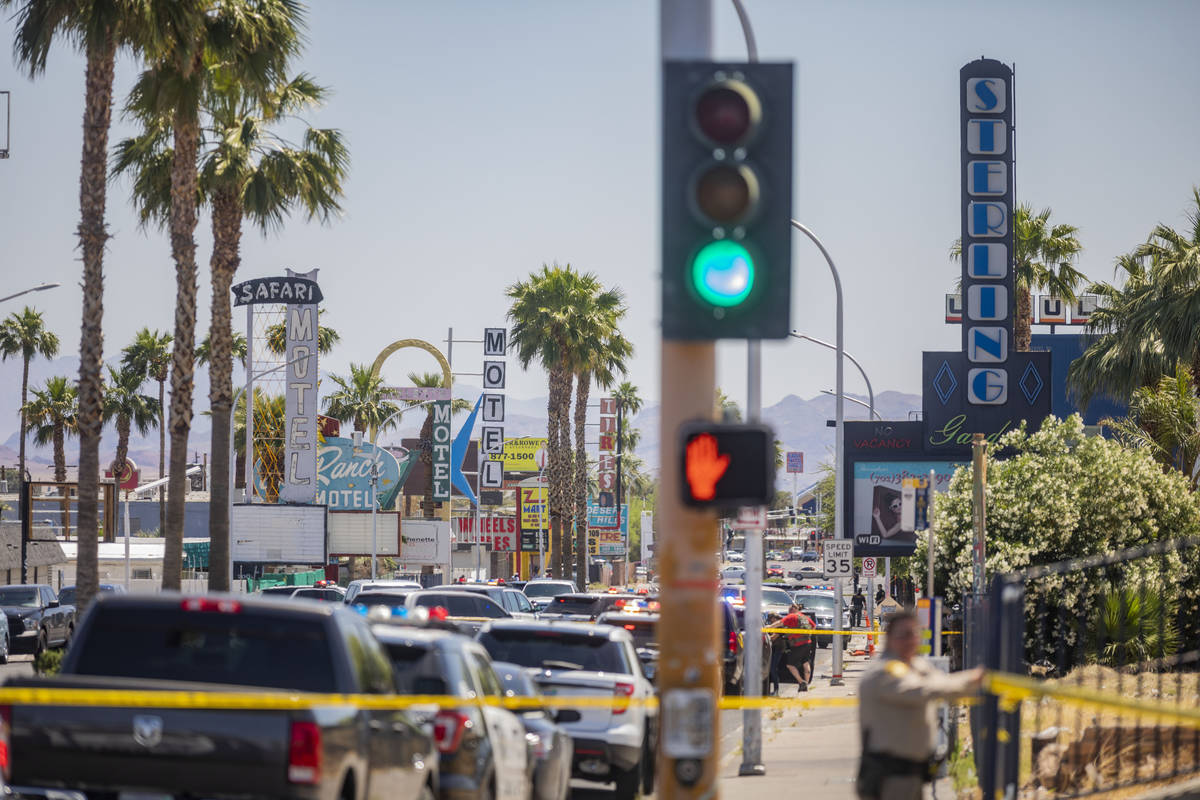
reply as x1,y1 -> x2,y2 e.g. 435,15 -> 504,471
857,610 -> 983,800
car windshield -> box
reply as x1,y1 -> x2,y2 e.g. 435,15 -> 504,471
762,588 -> 794,607
547,596 -> 603,614
796,595 -> 836,613
57,587 -> 77,605
523,582 -> 574,598
355,592 -> 410,608
479,629 -> 630,673
381,642 -> 448,694
73,606 -> 336,692
609,619 -> 657,650
0,588 -> 39,607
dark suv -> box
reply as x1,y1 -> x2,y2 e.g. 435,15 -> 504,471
537,593 -> 641,622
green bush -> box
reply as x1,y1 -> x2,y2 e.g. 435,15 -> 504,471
1083,588 -> 1180,669
33,648 -> 63,675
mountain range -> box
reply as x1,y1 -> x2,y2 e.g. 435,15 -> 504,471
0,356 -> 921,486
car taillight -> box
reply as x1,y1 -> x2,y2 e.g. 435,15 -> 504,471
287,721 -> 321,785
728,630 -> 739,655
181,598 -> 241,614
432,710 -> 470,754
0,704 -> 11,781
612,682 -> 635,715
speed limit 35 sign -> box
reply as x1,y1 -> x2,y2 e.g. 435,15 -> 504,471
823,540 -> 854,578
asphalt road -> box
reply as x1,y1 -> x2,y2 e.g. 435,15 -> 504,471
0,653 -> 35,679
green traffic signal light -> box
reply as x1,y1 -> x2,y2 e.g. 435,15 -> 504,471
691,240 -> 755,308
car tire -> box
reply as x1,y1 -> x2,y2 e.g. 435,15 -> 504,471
64,623 -> 74,648
613,761 -> 640,800
34,629 -> 47,658
0,632 -> 8,665
640,733 -> 655,795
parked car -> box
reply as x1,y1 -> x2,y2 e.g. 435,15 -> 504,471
766,566 -> 785,579
440,584 -> 538,619
719,566 -> 746,582
491,662 -> 574,800
0,584 -> 74,656
725,551 -> 745,563
345,578 -> 424,604
55,583 -> 125,606
372,625 -> 530,800
793,590 -> 850,649
476,620 -> 656,800
788,546 -> 807,560
351,590 -> 414,611
257,584 -> 303,598
595,611 -> 659,681
800,550 -> 820,563
537,593 -> 642,622
718,584 -> 796,618
5,593 -> 439,800
729,604 -> 775,695
292,585 -> 347,602
403,589 -> 512,634
520,580 -> 578,612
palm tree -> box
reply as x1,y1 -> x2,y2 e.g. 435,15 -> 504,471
23,376 -> 78,482
101,364 -> 160,490
1102,368 -> 1200,490
568,283 -> 631,588
1069,190 -> 1200,403
195,331 -> 246,366
122,327 -> 171,531
401,373 -> 470,519
951,204 -> 1085,351
612,381 -> 643,455
0,307 -> 61,483
264,310 -> 342,356
231,391 -> 287,501
508,265 -> 589,579
122,0 -> 306,591
4,0 -> 154,612
715,387 -> 742,421
322,364 -> 401,435
114,68 -> 347,591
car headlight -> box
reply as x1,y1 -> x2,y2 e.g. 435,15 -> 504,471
22,617 -> 36,631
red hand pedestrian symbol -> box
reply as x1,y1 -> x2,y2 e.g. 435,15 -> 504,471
686,433 -> 730,501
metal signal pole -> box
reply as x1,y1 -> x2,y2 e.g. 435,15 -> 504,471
657,2 -> 719,798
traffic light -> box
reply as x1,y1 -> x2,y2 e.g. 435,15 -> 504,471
662,61 -> 794,339
679,422 -> 775,508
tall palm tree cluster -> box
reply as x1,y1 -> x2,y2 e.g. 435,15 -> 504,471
1068,189 -> 1200,405
507,264 -> 632,585
4,0 -> 346,610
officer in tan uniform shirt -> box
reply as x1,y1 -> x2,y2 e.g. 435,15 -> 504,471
857,610 -> 983,800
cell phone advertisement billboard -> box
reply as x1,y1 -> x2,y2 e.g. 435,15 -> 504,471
851,461 -> 959,557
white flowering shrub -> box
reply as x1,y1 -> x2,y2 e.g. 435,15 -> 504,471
917,416 -> 1200,664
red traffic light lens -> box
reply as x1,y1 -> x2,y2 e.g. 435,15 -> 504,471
694,164 -> 759,225
694,81 -> 761,146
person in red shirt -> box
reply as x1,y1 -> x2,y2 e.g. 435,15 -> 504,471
778,603 -> 816,691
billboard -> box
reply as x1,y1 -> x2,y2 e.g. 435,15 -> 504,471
850,461 -> 959,557
453,516 -> 518,551
518,485 -> 548,552
232,503 -> 326,564
328,510 -> 399,556
400,519 -> 450,563
315,437 -> 415,510
488,437 -> 548,472
588,503 -> 628,556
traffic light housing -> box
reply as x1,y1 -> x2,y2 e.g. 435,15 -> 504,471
662,61 -> 794,340
680,421 -> 775,508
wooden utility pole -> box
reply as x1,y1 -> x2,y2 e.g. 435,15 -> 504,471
656,2 -> 719,798
971,433 -> 987,598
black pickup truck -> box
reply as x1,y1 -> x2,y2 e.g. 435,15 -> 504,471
0,584 -> 75,657
4,593 -> 439,800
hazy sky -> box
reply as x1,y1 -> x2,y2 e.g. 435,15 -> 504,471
3,0 -> 1200,414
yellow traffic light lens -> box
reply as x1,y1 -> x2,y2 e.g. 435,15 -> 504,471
694,164 -> 759,225
691,241 -> 755,307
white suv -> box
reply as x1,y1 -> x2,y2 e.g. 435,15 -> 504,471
476,620 -> 656,800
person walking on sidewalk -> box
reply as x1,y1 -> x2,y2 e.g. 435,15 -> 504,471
778,603 -> 816,691
851,588 -> 866,628
857,611 -> 984,800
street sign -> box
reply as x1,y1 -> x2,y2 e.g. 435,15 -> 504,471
861,556 -> 877,578
730,505 -> 767,531
786,451 -> 804,473
384,386 -> 451,402
823,540 -> 854,578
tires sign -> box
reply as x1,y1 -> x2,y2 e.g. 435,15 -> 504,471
823,540 -> 854,579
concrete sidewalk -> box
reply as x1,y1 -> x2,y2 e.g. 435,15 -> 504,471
718,645 -> 955,799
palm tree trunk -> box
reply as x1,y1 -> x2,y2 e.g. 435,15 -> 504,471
53,423 -> 65,483
75,37 -> 116,614
573,372 -> 590,591
1015,285 -> 1033,352
162,109 -> 201,592
158,376 -> 165,533
114,416 -> 131,479
420,412 -> 434,519
545,367 -> 563,578
18,356 -> 29,483
556,370 -> 574,581
207,189 -> 242,592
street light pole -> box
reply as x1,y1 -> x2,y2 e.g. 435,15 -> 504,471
0,282 -> 60,304
820,390 -> 882,421
791,332 -> 875,421
791,219 -> 847,686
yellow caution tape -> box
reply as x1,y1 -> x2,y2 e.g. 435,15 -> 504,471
984,671 -> 1200,729
762,628 -> 961,636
